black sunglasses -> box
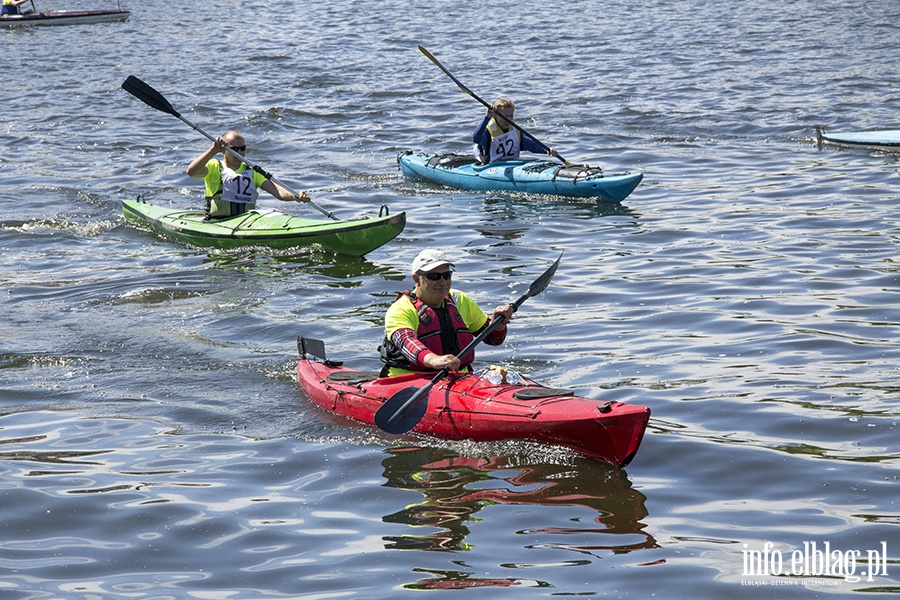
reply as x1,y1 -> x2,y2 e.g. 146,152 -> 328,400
228,145 -> 246,152
420,271 -> 452,281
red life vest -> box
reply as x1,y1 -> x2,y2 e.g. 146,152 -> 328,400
380,290 -> 477,372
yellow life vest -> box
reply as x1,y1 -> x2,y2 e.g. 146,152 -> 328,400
205,160 -> 261,218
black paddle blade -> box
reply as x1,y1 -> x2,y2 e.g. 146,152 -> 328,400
374,386 -> 429,434
121,76 -> 180,118
523,252 -> 563,303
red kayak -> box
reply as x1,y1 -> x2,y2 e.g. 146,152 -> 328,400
296,337 -> 650,467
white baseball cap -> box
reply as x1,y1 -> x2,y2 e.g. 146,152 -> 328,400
411,249 -> 455,274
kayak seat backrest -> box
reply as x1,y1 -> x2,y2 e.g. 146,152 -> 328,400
513,387 -> 574,400
428,154 -> 478,168
298,336 -> 343,367
327,371 -> 381,385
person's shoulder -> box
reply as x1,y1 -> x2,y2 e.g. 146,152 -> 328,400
385,293 -> 418,332
199,159 -> 220,181
451,289 -> 489,326
451,288 -> 477,306
387,292 -> 415,310
251,168 -> 268,185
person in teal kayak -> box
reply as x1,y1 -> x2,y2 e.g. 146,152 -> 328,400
186,130 -> 309,219
472,98 -> 558,164
380,249 -> 514,376
1,0 -> 32,15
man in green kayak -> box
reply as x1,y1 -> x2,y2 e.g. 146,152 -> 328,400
472,99 -> 557,164
380,249 -> 514,376
187,130 -> 309,219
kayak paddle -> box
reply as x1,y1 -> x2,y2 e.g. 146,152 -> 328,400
418,45 -> 575,167
120,75 -> 338,221
373,252 -> 563,435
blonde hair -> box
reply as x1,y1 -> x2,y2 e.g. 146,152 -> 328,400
492,98 -> 515,111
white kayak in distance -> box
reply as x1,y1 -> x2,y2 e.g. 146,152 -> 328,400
815,126 -> 900,151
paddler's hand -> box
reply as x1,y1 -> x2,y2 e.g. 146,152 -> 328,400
491,304 -> 515,328
423,352 -> 461,372
285,191 -> 310,203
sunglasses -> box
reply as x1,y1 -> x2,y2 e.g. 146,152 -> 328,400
228,145 -> 246,152
420,271 -> 452,281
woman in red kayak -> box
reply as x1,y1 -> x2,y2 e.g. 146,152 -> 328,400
380,249 -> 514,376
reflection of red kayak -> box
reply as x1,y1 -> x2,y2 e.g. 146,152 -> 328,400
297,338 -> 650,466
380,447 -> 657,554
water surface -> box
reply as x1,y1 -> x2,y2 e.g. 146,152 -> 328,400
1,0 -> 898,597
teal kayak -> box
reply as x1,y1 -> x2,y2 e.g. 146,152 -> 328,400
816,126 -> 900,151
122,198 -> 406,256
398,151 -> 643,203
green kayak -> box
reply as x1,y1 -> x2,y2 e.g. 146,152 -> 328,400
122,199 -> 406,256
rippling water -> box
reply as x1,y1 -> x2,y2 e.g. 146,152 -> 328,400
2,0 -> 898,597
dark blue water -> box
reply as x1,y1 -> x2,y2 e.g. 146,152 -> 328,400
2,0 -> 898,597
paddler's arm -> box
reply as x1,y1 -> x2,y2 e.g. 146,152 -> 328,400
390,328 -> 461,372
521,134 -> 556,158
261,179 -> 310,203
186,137 -> 226,178
479,303 -> 513,345
472,114 -> 491,163
422,351 -> 461,371
490,304 -> 514,329
456,291 -> 512,346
